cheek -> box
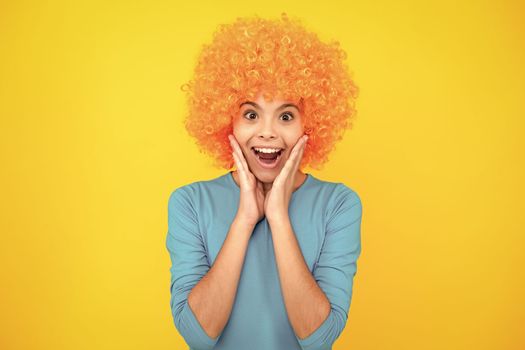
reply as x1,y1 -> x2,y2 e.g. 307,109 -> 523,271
286,134 -> 305,150
232,126 -> 251,142
232,131 -> 247,146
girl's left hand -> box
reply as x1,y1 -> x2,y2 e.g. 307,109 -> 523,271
264,135 -> 308,222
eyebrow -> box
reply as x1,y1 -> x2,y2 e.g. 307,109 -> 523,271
239,101 -> 300,111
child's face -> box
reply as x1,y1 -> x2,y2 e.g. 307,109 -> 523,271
232,92 -> 305,183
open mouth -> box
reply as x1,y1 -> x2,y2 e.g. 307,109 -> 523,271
251,147 -> 284,168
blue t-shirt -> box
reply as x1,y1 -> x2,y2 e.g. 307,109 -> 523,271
166,171 -> 363,350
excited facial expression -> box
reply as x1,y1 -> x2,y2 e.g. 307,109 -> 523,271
232,92 -> 304,184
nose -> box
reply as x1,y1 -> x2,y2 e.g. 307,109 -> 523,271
257,117 -> 277,140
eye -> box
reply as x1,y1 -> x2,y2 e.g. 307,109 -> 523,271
280,112 -> 294,121
243,110 -> 258,120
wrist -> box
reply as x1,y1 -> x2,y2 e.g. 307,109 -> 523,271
267,213 -> 289,226
233,215 -> 258,229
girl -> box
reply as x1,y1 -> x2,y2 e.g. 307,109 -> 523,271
166,13 -> 363,350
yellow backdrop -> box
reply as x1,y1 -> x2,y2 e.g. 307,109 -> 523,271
1,0 -> 523,349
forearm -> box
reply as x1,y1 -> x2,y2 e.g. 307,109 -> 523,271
187,216 -> 254,339
269,217 -> 331,340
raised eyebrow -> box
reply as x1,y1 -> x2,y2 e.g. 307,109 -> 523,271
277,103 -> 300,112
239,101 -> 299,112
239,101 -> 260,109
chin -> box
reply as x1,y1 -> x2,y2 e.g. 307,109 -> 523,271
253,169 -> 278,184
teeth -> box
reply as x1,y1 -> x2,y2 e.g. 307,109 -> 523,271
254,147 -> 282,154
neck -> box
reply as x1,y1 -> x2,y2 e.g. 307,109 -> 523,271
262,181 -> 273,194
232,170 -> 307,193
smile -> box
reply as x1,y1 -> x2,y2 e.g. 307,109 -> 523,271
251,147 -> 284,169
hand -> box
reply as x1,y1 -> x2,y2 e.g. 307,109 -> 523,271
264,135 -> 308,223
229,134 -> 266,226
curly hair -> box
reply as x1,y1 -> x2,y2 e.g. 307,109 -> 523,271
181,13 -> 359,170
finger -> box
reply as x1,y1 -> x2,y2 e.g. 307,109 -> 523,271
229,135 -> 244,172
288,135 -> 306,164
287,136 -> 307,175
229,135 -> 250,172
280,153 -> 295,178
233,151 -> 250,187
232,151 -> 244,174
236,146 -> 251,179
293,136 -> 308,173
281,137 -> 302,172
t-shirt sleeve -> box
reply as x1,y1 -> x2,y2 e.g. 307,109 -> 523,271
166,187 -> 220,350
296,185 -> 363,350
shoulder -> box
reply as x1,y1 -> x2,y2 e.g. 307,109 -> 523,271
327,183 -> 362,228
308,176 -> 362,224
332,182 -> 362,208
309,175 -> 362,207
168,182 -> 197,206
167,173 -> 231,207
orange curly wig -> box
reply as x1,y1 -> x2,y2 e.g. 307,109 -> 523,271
182,13 -> 359,170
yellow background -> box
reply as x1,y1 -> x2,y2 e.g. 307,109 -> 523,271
1,0 -> 524,349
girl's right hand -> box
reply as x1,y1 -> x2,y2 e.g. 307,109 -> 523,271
228,134 -> 265,227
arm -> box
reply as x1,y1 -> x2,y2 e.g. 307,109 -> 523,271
166,187 -> 255,350
269,186 -> 363,350
269,218 -> 331,339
